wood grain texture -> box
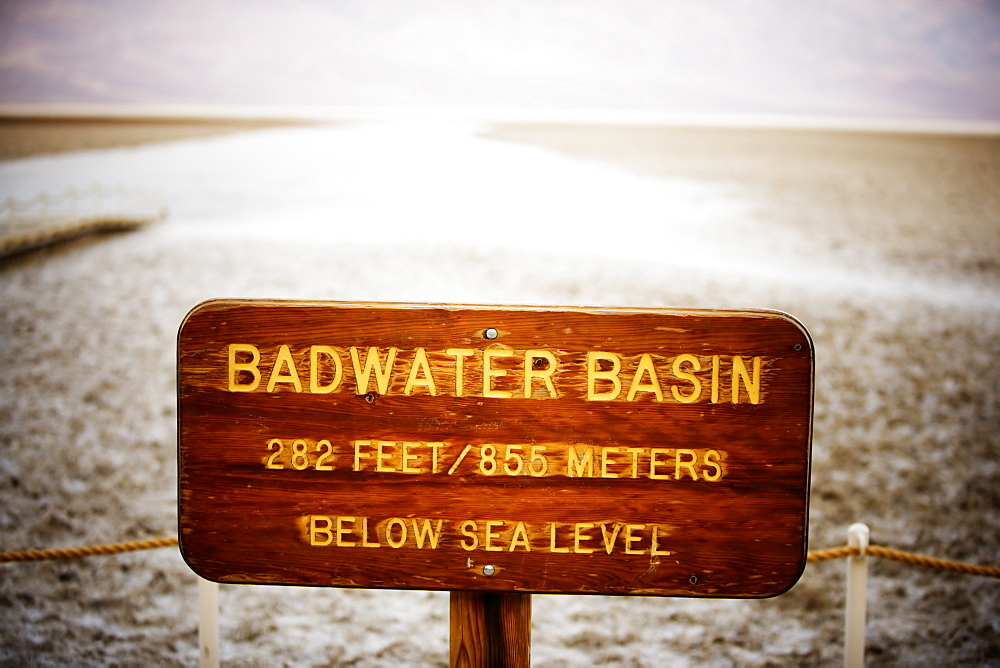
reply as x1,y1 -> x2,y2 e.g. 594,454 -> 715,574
450,592 -> 531,668
177,300 -> 813,597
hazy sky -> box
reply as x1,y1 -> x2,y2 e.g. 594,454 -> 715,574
1,0 -> 998,121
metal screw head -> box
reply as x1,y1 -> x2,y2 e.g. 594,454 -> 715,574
483,565 -> 496,576
484,328 -> 498,340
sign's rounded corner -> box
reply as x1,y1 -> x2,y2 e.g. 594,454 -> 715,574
177,539 -> 223,584
759,551 -> 810,600
766,309 -> 815,351
178,298 -> 233,336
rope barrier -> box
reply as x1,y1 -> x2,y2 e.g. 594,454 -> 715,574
0,537 -> 177,563
1,536 -> 997,578
806,543 -> 1000,578
865,545 -> 1000,578
806,545 -> 859,563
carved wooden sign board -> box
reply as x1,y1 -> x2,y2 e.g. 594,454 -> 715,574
178,300 -> 813,598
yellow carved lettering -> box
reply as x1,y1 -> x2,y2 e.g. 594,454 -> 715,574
625,448 -> 643,478
385,518 -> 407,548
703,449 -> 723,481
336,516 -> 356,547
601,447 -> 620,478
228,344 -> 261,392
587,351 -> 621,401
309,515 -> 681,557
403,347 -> 437,396
376,441 -> 396,473
484,520 -> 505,552
573,522 -> 596,553
445,348 -> 475,397
353,440 -> 371,471
626,353 -> 662,401
509,521 -> 531,551
670,354 -> 702,403
651,525 -> 672,555
675,448 -> 699,481
483,348 -> 512,398
460,520 -> 478,551
430,442 -> 443,473
523,350 -> 558,398
711,354 -> 720,403
266,344 -> 302,392
528,445 -> 549,476
624,524 -> 645,555
567,446 -> 594,477
600,523 -> 622,554
315,440 -> 334,470
732,355 -> 761,404
361,516 -> 380,548
401,442 -> 423,474
350,346 -> 397,395
412,519 -> 443,549
309,345 -> 343,394
502,445 -> 523,476
649,448 -> 672,479
309,516 -> 333,546
549,523 -> 570,553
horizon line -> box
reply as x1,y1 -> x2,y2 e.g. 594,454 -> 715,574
2,103 -> 999,136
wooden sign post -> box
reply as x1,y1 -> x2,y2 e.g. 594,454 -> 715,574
451,590 -> 531,666
178,300 -> 813,664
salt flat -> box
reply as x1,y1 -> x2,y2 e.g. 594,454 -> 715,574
1,120 -> 997,665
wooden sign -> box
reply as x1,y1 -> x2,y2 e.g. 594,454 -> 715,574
178,300 -> 813,597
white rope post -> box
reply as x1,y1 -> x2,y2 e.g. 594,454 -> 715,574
844,522 -> 870,668
198,577 -> 220,668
